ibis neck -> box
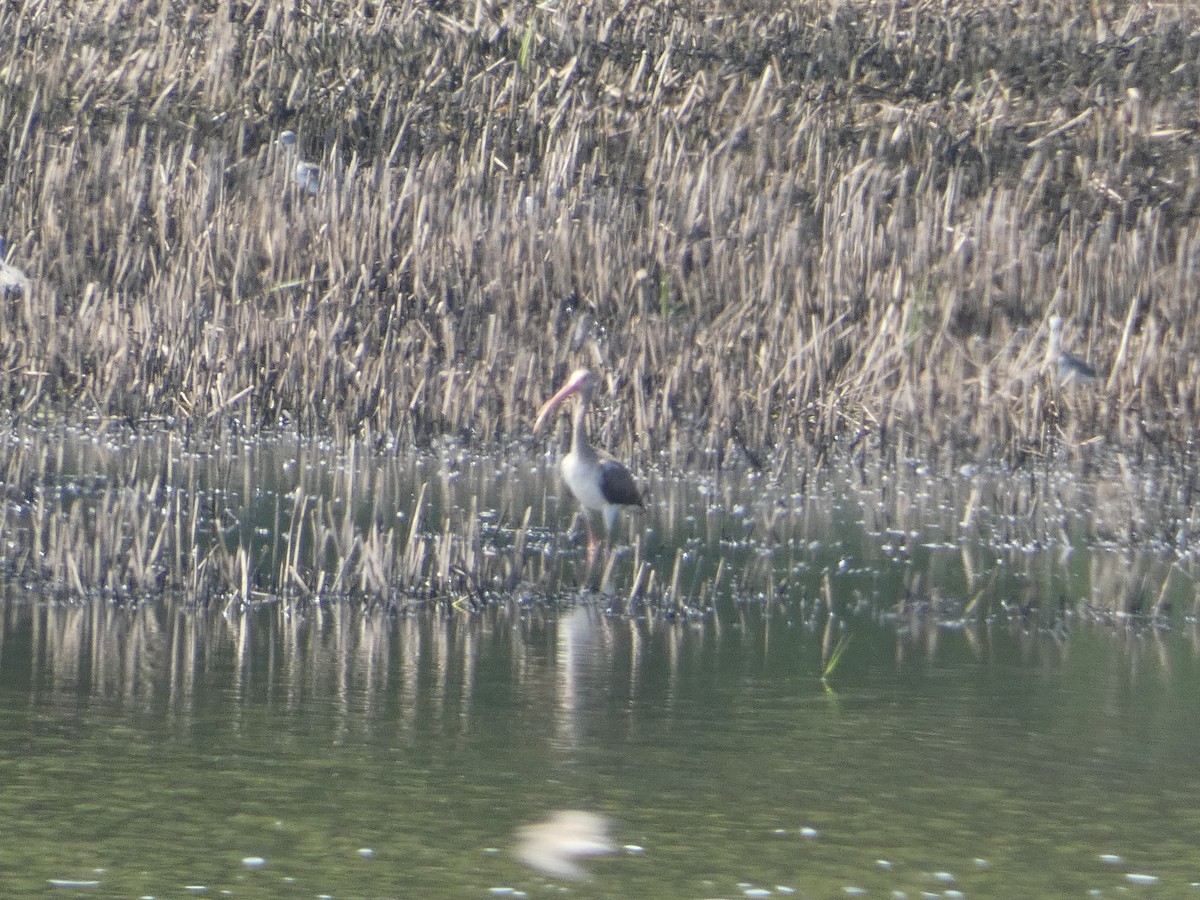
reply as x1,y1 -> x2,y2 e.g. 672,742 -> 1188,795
571,397 -> 594,458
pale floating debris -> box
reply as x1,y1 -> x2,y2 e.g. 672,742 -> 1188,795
242,856 -> 266,868
1098,853 -> 1123,864
357,847 -> 374,858
48,880 -> 101,889
1126,873 -> 1159,885
514,810 -> 614,881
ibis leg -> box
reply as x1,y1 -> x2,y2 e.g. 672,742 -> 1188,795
585,515 -> 600,570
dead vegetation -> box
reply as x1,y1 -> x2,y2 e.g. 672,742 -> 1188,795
3,1 -> 1200,612
0,0 -> 1196,468
2,421 -> 1195,623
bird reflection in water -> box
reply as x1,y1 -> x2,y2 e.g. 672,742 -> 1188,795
514,810 -> 615,881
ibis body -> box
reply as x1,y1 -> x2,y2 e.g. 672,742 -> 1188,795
533,369 -> 642,564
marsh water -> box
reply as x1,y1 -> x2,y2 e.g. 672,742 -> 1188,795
2,429 -> 1200,898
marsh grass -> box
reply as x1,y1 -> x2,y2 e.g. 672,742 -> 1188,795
1,423 -> 1194,626
4,0 -> 1200,618
0,0 -> 1198,469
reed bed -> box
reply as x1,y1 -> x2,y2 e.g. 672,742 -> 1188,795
1,424 -> 1194,624
0,0 -> 1197,468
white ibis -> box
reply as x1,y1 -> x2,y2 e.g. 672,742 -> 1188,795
533,368 -> 643,567
1047,315 -> 1098,384
276,130 -> 321,195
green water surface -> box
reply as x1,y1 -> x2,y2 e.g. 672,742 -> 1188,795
0,601 -> 1197,898
0,432 -> 1197,898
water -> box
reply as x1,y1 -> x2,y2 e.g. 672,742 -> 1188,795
1,427 -> 1198,897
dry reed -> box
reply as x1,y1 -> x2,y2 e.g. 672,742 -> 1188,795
3,1 -> 1200,617
1,423 -> 1193,622
0,0 -> 1196,469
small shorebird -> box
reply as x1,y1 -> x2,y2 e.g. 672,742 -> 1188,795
276,130 -> 321,195
533,369 -> 643,568
0,238 -> 30,296
1047,315 -> 1098,384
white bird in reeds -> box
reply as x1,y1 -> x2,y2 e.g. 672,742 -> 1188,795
1046,315 -> 1099,384
0,238 -> 30,296
533,369 -> 644,570
514,810 -> 615,881
276,130 -> 321,195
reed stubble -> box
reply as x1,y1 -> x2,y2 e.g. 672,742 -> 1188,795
1,0 -> 1197,468
3,1 -> 1200,608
